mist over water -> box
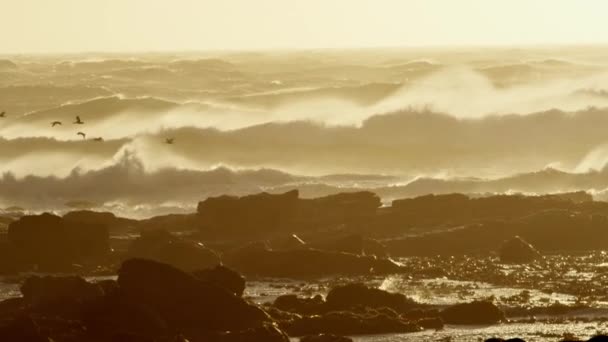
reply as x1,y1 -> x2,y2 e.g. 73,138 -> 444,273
4,48 -> 608,215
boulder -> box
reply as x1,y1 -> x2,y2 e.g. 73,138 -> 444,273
300,334 -> 353,342
126,230 -> 220,271
117,258 -> 270,334
499,236 -> 541,263
8,213 -> 109,272
440,301 -> 505,325
194,265 -> 246,297
325,283 -> 417,312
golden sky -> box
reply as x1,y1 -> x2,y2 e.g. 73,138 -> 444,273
2,0 -> 607,53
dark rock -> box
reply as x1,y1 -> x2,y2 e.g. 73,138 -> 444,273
213,323 -> 289,342
273,294 -> 325,315
63,210 -> 136,233
311,235 -> 388,257
194,265 -> 246,297
441,301 -> 505,325
499,236 -> 541,263
8,213 -> 109,272
0,316 -> 51,342
416,317 -> 443,330
117,258 -> 270,334
284,310 -> 420,336
21,276 -> 103,309
326,283 -> 417,312
300,333 -> 354,342
198,190 -> 300,239
82,290 -> 169,340
127,230 -> 220,271
226,247 -> 402,277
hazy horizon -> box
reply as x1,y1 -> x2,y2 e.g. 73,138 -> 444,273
3,0 -> 608,53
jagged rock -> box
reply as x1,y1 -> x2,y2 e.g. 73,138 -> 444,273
126,230 -> 220,271
117,258 -> 270,333
441,301 -> 505,325
194,265 -> 246,297
499,236 -> 541,263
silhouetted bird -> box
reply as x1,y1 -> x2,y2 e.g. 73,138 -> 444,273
51,121 -> 62,127
165,138 -> 174,144
77,132 -> 86,139
73,116 -> 84,124
0,111 -> 5,118
93,137 -> 104,142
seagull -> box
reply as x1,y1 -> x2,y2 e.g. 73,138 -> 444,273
165,138 -> 174,144
73,116 -> 84,124
0,111 -> 5,118
77,132 -> 86,139
51,121 -> 62,127
93,137 -> 104,142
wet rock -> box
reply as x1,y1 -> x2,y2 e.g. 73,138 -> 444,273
326,283 -> 417,312
273,294 -> 325,315
126,230 -> 220,271
441,301 -> 505,325
300,333 -> 354,342
226,247 -> 402,277
194,265 -> 246,297
499,235 -> 541,263
8,213 -> 110,272
284,310 -> 420,336
117,258 -> 271,334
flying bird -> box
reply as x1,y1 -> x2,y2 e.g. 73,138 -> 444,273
0,111 -> 5,118
73,116 -> 84,124
77,132 -> 86,139
165,138 -> 174,144
51,121 -> 62,127
93,137 -> 104,142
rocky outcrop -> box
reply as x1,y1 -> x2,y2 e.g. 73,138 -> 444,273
440,301 -> 505,325
197,190 -> 382,240
126,230 -> 220,271
499,236 -> 541,263
7,213 -> 110,272
0,259 -> 290,342
198,190 -> 300,239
